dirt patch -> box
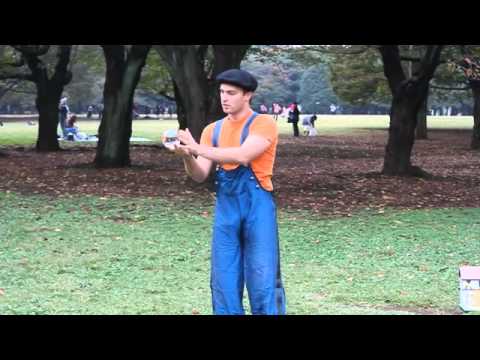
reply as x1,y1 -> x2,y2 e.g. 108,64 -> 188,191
1,130 -> 480,216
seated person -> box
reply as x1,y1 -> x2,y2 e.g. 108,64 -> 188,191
64,114 -> 88,141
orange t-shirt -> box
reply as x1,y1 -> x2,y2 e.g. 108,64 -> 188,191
200,111 -> 278,191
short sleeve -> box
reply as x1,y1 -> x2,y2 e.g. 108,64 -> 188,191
249,115 -> 278,143
200,123 -> 215,147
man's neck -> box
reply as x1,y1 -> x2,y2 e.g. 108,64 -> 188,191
228,106 -> 253,123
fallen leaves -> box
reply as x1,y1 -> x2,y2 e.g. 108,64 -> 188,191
1,130 -> 480,219
382,195 -> 396,201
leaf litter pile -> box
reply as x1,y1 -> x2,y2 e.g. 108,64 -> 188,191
1,129 -> 480,216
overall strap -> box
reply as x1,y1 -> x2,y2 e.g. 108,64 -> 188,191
240,112 -> 259,145
212,119 -> 225,148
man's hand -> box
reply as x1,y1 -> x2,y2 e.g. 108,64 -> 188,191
171,143 -> 193,158
163,128 -> 212,183
177,129 -> 201,156
163,128 -> 198,159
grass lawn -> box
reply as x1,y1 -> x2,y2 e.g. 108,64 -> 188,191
0,115 -> 475,147
1,115 -> 479,315
0,192 -> 478,315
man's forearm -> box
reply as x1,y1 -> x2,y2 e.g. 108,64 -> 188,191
195,145 -> 248,166
183,155 -> 209,183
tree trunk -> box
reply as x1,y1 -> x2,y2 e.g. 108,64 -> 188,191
155,45 -> 250,142
173,81 -> 187,130
95,45 -> 150,168
379,45 -> 442,177
471,83 -> 480,149
35,85 -> 63,151
155,46 -> 209,141
383,96 -> 428,176
415,89 -> 428,140
22,45 -> 72,152
178,70 -> 208,141
408,47 -> 428,141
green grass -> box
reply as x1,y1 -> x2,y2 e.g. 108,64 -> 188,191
0,119 -> 175,147
0,115 -> 475,147
1,114 -> 478,314
280,208 -> 480,314
0,191 -> 478,315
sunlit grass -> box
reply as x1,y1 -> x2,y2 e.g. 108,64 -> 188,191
0,115 -> 475,147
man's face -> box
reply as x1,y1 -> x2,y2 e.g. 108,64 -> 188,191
219,84 -> 252,114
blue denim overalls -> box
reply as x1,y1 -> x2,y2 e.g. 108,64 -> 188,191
210,112 -> 287,315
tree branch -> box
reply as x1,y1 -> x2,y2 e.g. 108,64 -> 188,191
0,79 -> 21,98
400,56 -> 421,63
4,87 -> 37,95
9,45 -> 50,56
196,45 -> 209,66
0,72 -> 34,81
0,54 -> 25,68
378,45 -> 406,94
127,45 -> 152,62
431,85 -> 470,91
51,45 -> 73,85
158,91 -> 175,101
419,45 -> 444,79
308,45 -> 373,55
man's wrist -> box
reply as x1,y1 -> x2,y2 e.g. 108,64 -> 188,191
182,152 -> 195,160
193,144 -> 203,157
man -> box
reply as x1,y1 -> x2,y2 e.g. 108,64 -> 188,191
87,105 -> 94,119
288,102 -> 300,137
59,97 -> 69,139
168,69 -> 287,315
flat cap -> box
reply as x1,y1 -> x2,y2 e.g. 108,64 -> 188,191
216,69 -> 258,92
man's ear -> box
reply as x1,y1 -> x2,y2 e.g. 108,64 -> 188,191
246,92 -> 253,104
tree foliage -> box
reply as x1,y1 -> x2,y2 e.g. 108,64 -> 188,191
298,64 -> 339,113
328,47 -> 391,106
242,55 -> 304,108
